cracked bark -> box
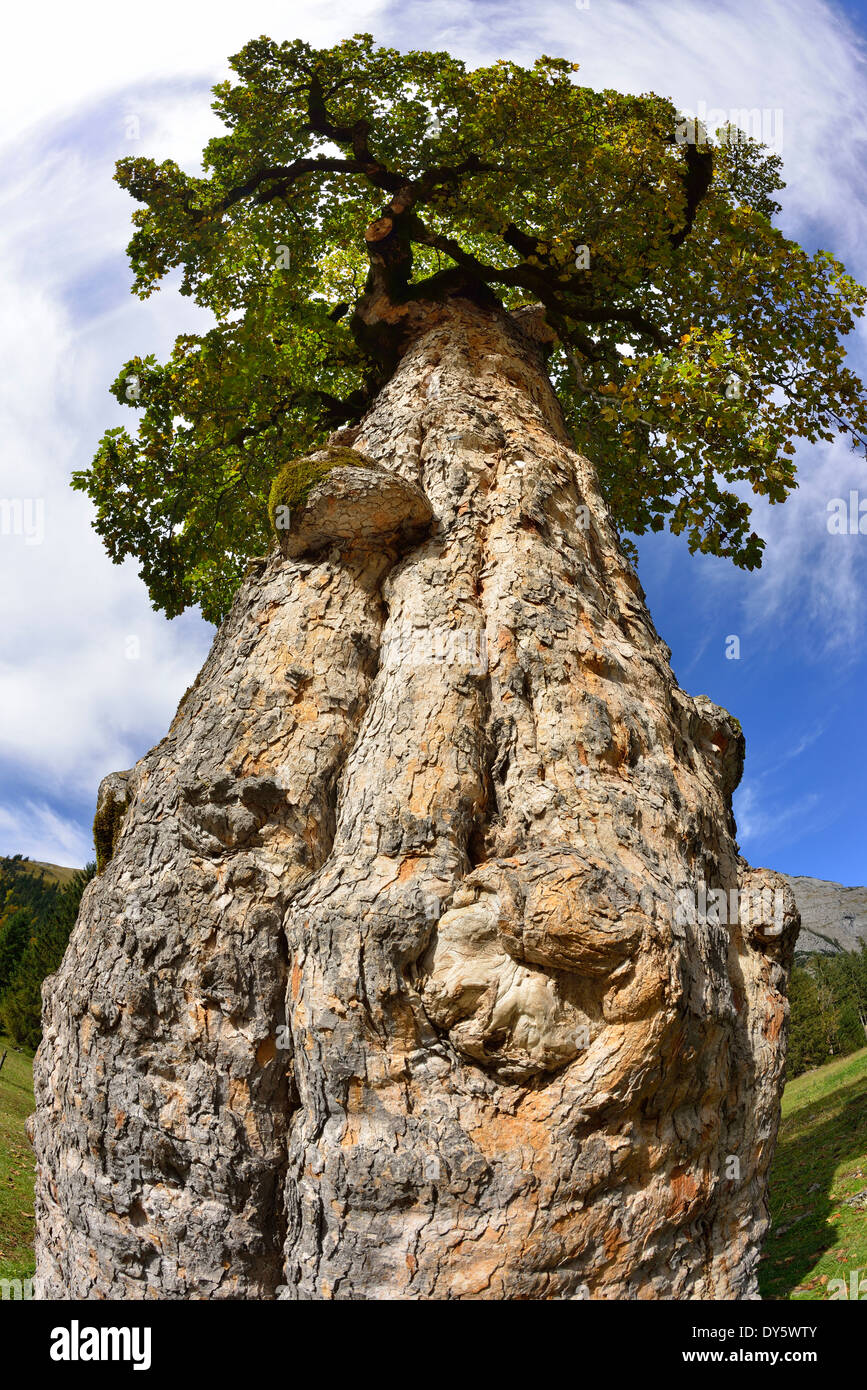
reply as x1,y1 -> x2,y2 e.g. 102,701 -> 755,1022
32,296 -> 797,1300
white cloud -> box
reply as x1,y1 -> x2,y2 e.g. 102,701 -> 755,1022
734,780 -> 823,850
741,436 -> 867,656
0,1 -> 387,147
0,106 -> 216,822
0,800 -> 93,868
2,0 -> 867,863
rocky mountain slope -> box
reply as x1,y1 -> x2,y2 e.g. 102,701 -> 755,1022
784,876 -> 867,956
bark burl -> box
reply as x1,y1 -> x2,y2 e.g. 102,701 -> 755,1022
32,293 -> 798,1299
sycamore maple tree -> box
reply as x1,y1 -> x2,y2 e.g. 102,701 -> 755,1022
73,33 -> 867,624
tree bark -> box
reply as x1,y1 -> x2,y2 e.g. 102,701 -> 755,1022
32,296 -> 798,1300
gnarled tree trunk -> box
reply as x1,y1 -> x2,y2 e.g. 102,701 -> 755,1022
32,296 -> 797,1300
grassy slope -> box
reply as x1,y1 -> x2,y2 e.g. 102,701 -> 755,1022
760,1046 -> 867,1300
1,1034 -> 863,1295
0,1034 -> 36,1282
21,860 -> 79,887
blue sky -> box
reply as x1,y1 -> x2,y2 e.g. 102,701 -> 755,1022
0,0 -> 865,884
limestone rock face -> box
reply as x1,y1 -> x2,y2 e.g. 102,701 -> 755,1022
783,875 -> 867,955
33,298 -> 798,1300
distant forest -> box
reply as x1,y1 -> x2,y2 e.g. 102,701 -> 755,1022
787,946 -> 867,1077
0,855 -> 94,1050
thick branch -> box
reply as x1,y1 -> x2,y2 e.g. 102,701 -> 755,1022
405,215 -> 669,351
224,385 -> 368,449
307,73 -> 405,196
671,142 -> 714,249
212,157 -> 373,215
570,305 -> 671,351
415,154 -> 505,203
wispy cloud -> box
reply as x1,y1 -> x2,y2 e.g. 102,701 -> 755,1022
734,781 -> 824,851
0,86 -> 220,839
741,437 -> 867,657
1,0 -> 867,869
0,799 -> 93,868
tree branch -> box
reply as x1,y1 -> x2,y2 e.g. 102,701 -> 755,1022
307,72 -> 405,195
570,304 -> 671,350
671,141 -> 714,249
210,157 -> 370,215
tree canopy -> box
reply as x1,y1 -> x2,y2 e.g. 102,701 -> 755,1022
73,34 -> 867,623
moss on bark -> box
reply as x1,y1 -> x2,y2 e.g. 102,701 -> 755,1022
93,790 -> 130,875
267,447 -> 370,537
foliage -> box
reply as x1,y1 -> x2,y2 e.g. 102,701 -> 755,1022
73,34 -> 867,622
0,858 -> 58,997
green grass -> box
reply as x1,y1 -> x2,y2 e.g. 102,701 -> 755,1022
760,1046 -> 867,1300
0,1034 -> 36,1282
